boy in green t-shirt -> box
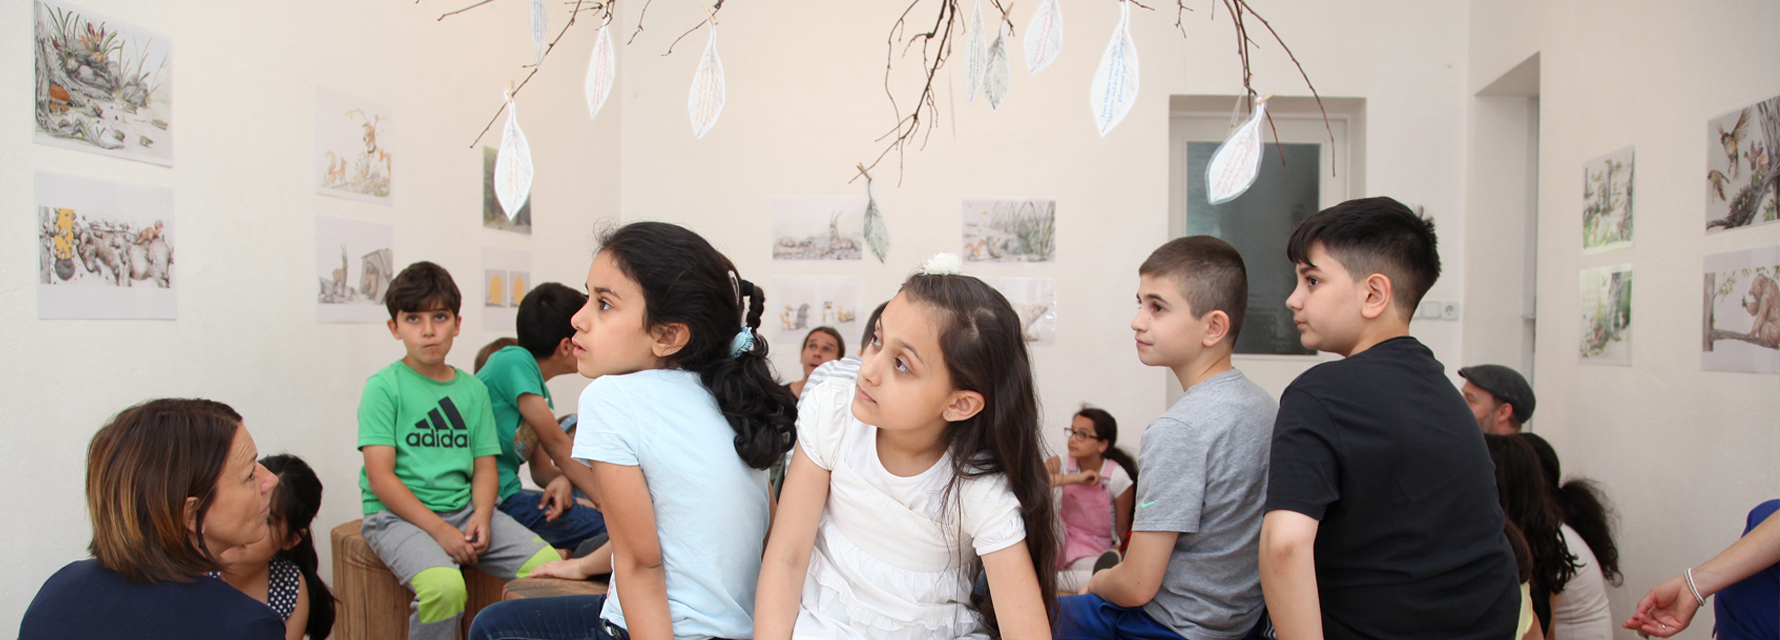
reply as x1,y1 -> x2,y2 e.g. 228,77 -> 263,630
475,282 -> 606,551
357,261 -> 557,640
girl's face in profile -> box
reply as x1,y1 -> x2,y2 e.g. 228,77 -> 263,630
852,292 -> 980,434
571,251 -> 664,378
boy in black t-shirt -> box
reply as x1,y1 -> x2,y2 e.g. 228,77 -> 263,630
1258,197 -> 1520,640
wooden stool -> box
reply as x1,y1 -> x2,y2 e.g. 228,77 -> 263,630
501,577 -> 609,601
329,519 -> 509,640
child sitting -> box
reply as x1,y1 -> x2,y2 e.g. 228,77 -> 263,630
1055,236 -> 1276,640
1047,406 -> 1138,593
756,254 -> 1058,640
212,454 -> 337,640
357,261 -> 559,640
1258,198 -> 1519,639
475,283 -> 606,553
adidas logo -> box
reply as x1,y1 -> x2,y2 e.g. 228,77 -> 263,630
406,397 -> 473,448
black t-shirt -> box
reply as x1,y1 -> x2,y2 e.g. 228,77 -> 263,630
1265,336 -> 1520,640
21,559 -> 284,640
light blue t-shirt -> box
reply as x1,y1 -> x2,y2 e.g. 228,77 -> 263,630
572,368 -> 769,640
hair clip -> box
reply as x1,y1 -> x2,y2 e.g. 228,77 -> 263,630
920,253 -> 964,276
729,326 -> 756,359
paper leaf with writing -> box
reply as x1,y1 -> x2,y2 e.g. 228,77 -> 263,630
494,101 -> 535,221
1205,98 -> 1269,204
688,25 -> 726,139
585,26 -> 616,119
1089,1 -> 1139,137
965,0 -> 987,105
531,0 -> 547,64
1024,0 -> 1063,74
985,28 -> 1012,110
863,178 -> 891,263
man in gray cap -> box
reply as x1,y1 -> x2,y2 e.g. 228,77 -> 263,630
1457,364 -> 1535,434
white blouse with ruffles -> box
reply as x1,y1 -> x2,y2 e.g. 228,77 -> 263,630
794,372 -> 1026,640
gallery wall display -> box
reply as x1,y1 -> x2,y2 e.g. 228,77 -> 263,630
1706,95 -> 1779,233
985,277 -> 1057,344
773,197 -> 866,261
315,214 -> 394,323
1703,246 -> 1780,374
771,276 -> 864,346
962,198 -> 1056,263
36,172 -> 175,319
483,247 -> 531,333
33,0 -> 173,166
1583,146 -> 1635,253
315,88 -> 394,204
1579,264 -> 1633,366
484,146 -> 533,233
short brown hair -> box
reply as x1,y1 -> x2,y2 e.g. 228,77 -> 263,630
1285,197 -> 1440,318
475,337 -> 520,373
87,398 -> 242,583
385,261 -> 462,319
1139,236 -> 1249,343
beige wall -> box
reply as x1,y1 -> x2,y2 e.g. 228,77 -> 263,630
1470,0 -> 1780,636
0,0 -> 619,627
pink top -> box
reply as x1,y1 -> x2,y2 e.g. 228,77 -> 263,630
1058,458 -> 1132,566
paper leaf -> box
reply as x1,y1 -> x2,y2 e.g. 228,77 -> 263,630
965,0 -> 987,105
688,25 -> 726,139
985,28 -> 1012,110
863,179 -> 890,263
1089,2 -> 1139,137
531,0 -> 547,64
494,101 -> 534,221
585,26 -> 616,119
1024,0 -> 1063,74
1205,98 -> 1269,204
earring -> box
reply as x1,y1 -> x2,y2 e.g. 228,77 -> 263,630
946,412 -> 953,419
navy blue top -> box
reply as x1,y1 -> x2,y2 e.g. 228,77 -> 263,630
20,559 -> 284,640
1715,500 -> 1780,640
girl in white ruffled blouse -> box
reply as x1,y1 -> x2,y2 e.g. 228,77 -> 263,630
757,257 -> 1059,640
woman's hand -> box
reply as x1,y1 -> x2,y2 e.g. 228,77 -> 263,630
1623,575 -> 1699,637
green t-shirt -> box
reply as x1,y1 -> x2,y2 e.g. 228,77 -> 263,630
474,345 -> 555,501
357,360 -> 501,514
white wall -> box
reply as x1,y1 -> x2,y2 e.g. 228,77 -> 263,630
614,0 -> 1474,459
1470,0 -> 1780,636
0,0 -> 619,629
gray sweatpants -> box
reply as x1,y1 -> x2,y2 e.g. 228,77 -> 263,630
362,506 -> 555,640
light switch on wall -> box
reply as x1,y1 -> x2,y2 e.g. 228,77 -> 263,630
1419,300 -> 1441,319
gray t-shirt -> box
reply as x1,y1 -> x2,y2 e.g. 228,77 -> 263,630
1135,368 -> 1277,639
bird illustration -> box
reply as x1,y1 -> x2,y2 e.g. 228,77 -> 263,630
1746,141 -> 1768,177
1719,109 -> 1750,177
1708,169 -> 1730,201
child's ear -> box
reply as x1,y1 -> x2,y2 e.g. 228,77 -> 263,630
651,322 -> 691,358
282,527 -> 306,552
1359,273 -> 1395,320
556,337 -> 576,359
450,313 -> 463,336
941,390 -> 986,423
1201,310 -> 1232,348
386,318 -> 400,340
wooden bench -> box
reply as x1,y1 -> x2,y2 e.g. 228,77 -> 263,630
329,519 -> 508,640
501,576 -> 608,600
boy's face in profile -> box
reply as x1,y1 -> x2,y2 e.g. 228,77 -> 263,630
1132,273 -> 1213,368
387,307 -> 461,368
1286,241 -> 1368,355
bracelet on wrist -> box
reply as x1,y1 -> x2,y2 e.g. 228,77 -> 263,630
1685,567 -> 1708,607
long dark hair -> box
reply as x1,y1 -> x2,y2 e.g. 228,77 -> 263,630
1074,406 -> 1138,483
1518,433 -> 1622,584
1484,435 -> 1578,596
261,454 -> 335,639
900,272 -> 1058,632
598,222 -> 797,469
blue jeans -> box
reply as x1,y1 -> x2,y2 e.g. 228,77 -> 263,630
497,490 -> 607,551
469,595 -> 616,640
1055,594 -> 1187,640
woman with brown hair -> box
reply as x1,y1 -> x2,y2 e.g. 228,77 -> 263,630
20,398 -> 286,640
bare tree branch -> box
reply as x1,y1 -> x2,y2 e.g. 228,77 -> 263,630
661,0 -> 724,56
626,0 -> 653,43
439,0 -> 499,20
461,0 -> 601,148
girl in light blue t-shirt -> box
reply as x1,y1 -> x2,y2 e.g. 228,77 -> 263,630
469,222 -> 797,640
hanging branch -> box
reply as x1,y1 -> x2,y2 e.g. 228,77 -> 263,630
660,0 -> 724,56
438,0 -> 609,148
1210,0 -> 1334,165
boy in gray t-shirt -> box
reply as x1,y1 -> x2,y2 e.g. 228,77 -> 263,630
1056,237 -> 1277,640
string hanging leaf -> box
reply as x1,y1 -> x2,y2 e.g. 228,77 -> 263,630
585,25 -> 616,119
1024,0 -> 1063,74
1089,1 -> 1139,136
965,0 -> 988,105
494,99 -> 535,221
985,24 -> 1012,110
687,23 -> 726,139
863,176 -> 891,263
1205,95 -> 1269,204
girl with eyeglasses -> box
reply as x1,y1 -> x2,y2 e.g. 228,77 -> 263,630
1046,406 -> 1140,592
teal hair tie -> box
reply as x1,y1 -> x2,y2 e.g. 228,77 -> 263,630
729,327 -> 756,359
